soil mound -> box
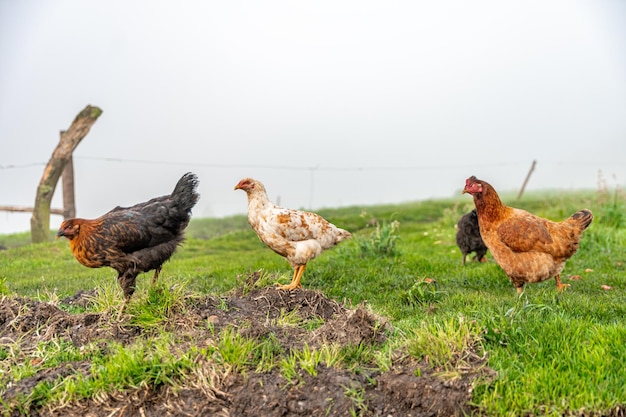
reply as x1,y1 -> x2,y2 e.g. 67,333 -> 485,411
0,279 -> 488,416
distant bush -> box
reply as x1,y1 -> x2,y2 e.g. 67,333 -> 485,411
357,218 -> 400,257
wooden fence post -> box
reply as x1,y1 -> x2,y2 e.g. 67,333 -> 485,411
517,160 -> 537,200
30,105 -> 102,243
62,155 -> 76,219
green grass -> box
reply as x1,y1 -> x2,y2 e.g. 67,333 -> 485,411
0,189 -> 625,415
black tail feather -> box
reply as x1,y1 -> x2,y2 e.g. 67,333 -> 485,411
172,172 -> 200,212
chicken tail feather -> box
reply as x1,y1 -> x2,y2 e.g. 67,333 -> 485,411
569,209 -> 593,231
172,172 -> 200,212
336,228 -> 352,243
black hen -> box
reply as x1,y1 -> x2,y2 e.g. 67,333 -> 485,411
57,172 -> 200,301
455,209 -> 488,266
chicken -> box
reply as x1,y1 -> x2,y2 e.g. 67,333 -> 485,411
57,172 -> 199,302
463,176 -> 593,294
455,209 -> 488,266
234,177 -> 351,290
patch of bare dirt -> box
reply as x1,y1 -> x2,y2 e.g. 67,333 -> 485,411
0,275 -> 490,417
0,294 -> 141,348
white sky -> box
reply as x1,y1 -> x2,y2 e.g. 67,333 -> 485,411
1,0 -> 625,234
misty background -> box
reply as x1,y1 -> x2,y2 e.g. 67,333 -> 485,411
1,0 -> 625,235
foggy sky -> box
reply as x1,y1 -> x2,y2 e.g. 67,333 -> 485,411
1,0 -> 625,234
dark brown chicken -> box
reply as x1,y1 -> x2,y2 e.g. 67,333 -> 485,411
57,172 -> 199,301
463,176 -> 593,294
456,209 -> 488,266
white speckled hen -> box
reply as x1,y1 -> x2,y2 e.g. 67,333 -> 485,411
235,177 -> 351,290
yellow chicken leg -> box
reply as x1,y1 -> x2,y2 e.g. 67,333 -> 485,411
277,265 -> 306,290
555,274 -> 570,292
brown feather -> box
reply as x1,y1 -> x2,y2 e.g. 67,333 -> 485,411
463,176 -> 593,292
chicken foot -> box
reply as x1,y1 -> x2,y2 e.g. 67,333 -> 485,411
276,264 -> 306,290
555,274 -> 570,292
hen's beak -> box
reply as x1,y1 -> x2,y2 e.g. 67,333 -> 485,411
56,230 -> 64,239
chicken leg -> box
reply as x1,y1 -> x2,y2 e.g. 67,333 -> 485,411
151,266 -> 162,286
516,274 -> 570,295
277,264 -> 306,290
555,274 -> 570,292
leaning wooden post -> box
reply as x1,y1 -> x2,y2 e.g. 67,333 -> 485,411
30,105 -> 102,243
517,160 -> 537,201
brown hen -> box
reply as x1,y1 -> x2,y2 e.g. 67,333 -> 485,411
57,172 -> 199,302
235,177 -> 351,290
463,176 -> 593,294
